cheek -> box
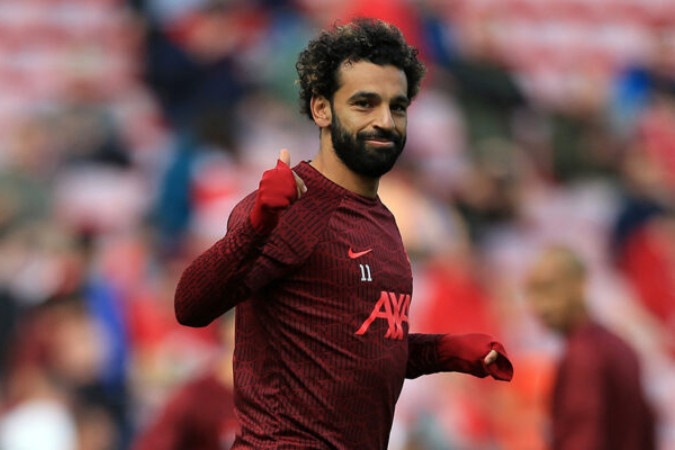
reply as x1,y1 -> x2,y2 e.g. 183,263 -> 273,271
530,294 -> 564,321
337,115 -> 364,135
527,295 -> 548,318
394,117 -> 407,133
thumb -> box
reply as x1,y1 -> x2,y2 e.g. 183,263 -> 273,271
279,148 -> 291,167
484,349 -> 498,365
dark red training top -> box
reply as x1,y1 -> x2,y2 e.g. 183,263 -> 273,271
175,162 -> 511,449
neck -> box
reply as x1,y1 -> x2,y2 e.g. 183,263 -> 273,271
563,304 -> 590,336
310,133 -> 379,198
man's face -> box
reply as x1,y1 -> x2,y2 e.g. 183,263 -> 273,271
524,255 -> 585,334
329,61 -> 409,178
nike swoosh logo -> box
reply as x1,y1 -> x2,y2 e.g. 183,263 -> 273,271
348,248 -> 373,259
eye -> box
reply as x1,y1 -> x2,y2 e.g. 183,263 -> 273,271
391,104 -> 408,114
354,99 -> 372,108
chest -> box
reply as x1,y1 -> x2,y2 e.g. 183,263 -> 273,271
279,205 -> 412,337
311,203 -> 411,291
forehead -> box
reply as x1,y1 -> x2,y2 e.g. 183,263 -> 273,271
524,256 -> 559,286
526,254 -> 577,289
335,60 -> 408,99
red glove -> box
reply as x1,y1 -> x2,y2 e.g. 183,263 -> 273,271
249,158 -> 299,233
438,333 -> 514,381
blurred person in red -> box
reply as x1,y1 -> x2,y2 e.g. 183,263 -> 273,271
1,291 -> 116,450
132,313 -> 237,450
524,245 -> 656,450
174,18 -> 513,450
617,211 -> 675,351
609,81 -> 675,347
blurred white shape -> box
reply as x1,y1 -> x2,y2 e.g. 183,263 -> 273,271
0,399 -> 77,450
53,165 -> 149,234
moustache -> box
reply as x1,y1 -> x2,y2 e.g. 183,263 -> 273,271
357,129 -> 403,144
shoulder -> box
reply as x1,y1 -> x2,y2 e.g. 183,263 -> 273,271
565,322 -> 638,372
278,162 -> 347,230
265,176 -> 345,263
581,322 -> 636,355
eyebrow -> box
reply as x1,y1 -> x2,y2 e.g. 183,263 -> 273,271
348,91 -> 410,106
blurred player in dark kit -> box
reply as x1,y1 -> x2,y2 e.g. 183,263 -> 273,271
132,315 -> 238,450
175,18 -> 513,449
525,245 -> 656,450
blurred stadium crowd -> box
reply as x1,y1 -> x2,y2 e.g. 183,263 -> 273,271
0,0 -> 674,449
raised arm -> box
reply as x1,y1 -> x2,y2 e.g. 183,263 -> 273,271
174,150 -> 306,327
406,333 -> 513,381
174,210 -> 264,327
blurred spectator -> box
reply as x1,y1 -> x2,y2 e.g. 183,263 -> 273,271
524,245 -> 656,450
610,84 -> 675,347
633,89 -> 675,192
131,314 -> 237,450
0,224 -> 79,389
0,223 -> 132,449
442,12 -> 527,148
52,102 -> 131,170
0,123 -> 51,226
546,86 -> 617,183
124,238 -> 223,420
0,383 -> 78,450
610,136 -> 673,264
610,26 -> 675,139
452,138 -> 525,244
616,212 -> 675,350
133,0 -> 264,131
1,293 -> 115,450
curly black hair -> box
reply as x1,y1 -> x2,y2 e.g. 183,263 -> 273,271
295,18 -> 426,121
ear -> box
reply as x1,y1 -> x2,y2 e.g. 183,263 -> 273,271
310,95 -> 332,128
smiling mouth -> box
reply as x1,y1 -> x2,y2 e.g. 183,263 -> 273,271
365,139 -> 394,147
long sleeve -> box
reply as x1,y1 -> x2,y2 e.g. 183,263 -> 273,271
174,195 -> 267,327
406,333 -> 513,381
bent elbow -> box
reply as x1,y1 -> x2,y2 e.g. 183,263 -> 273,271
174,301 -> 213,328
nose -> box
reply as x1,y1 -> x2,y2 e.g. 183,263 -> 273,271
373,105 -> 395,130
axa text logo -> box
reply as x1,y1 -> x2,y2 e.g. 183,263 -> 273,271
355,291 -> 410,340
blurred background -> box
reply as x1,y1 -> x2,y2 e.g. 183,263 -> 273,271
0,0 -> 673,449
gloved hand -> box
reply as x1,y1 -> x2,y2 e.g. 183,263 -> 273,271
437,333 -> 514,381
249,149 -> 306,234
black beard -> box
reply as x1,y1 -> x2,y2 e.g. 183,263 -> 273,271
331,113 -> 405,179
